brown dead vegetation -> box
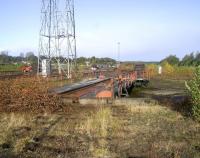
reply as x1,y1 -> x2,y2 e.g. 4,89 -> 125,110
0,77 -> 67,113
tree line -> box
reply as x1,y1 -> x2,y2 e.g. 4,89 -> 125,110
1,50 -> 200,67
161,51 -> 200,66
0,51 -> 116,66
0,51 -> 37,65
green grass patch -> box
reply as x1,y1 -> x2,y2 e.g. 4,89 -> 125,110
0,64 -> 22,72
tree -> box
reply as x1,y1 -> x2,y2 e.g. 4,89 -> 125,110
26,52 -> 34,58
179,53 -> 194,66
0,54 -> 12,64
77,57 -> 87,64
28,55 -> 38,64
161,61 -> 175,74
161,55 -> 180,65
90,56 -> 96,64
20,52 -> 25,58
0,51 -> 8,56
194,52 -> 200,66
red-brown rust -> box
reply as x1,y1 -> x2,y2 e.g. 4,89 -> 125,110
96,90 -> 113,98
60,79 -> 112,99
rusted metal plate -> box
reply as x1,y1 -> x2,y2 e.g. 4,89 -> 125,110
96,90 -> 113,99
51,70 -> 150,99
51,78 -> 111,96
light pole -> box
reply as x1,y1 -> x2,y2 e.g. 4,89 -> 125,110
117,42 -> 121,68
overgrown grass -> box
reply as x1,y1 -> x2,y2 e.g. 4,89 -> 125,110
146,63 -> 195,80
0,113 -> 34,154
78,106 -> 114,137
76,106 -> 121,157
122,103 -> 200,158
0,102 -> 199,158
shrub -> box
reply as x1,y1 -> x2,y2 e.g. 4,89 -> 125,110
174,66 -> 195,79
153,62 -> 194,80
162,61 -> 175,75
186,66 -> 200,121
146,64 -> 158,77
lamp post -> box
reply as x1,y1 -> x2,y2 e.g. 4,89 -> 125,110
117,42 -> 121,68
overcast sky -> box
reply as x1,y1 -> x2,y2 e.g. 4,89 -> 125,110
0,0 -> 200,61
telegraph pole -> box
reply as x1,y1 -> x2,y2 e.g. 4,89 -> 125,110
117,42 -> 121,68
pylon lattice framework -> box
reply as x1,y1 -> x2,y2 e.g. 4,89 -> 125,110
38,0 -> 77,78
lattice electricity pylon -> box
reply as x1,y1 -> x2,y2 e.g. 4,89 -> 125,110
38,0 -> 77,78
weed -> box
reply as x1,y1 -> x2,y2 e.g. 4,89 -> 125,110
146,63 -> 195,80
186,66 -> 200,121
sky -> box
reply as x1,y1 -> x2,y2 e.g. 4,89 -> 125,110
0,0 -> 200,61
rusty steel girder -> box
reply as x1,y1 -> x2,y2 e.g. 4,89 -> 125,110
52,70 -> 151,100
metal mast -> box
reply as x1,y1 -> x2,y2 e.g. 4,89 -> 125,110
117,42 -> 121,68
38,0 -> 77,78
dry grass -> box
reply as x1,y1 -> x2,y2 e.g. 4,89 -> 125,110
126,104 -> 165,113
0,102 -> 199,158
74,106 -> 120,157
122,103 -> 200,158
78,106 -> 111,137
0,113 -> 34,153
77,106 -> 121,137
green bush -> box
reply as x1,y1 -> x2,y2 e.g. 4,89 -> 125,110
186,66 -> 200,121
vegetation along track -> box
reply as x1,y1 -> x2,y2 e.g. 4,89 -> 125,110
0,101 -> 199,158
